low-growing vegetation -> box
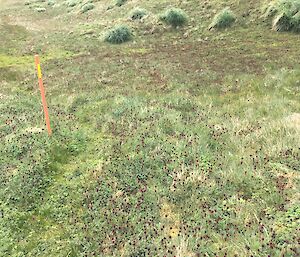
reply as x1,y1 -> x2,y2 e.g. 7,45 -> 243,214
67,0 -> 79,7
115,0 -> 127,7
160,7 -> 188,27
81,3 -> 95,13
104,24 -> 133,44
47,0 -> 55,6
130,7 -> 148,20
264,0 -> 300,32
209,7 -> 236,30
35,7 -> 46,12
1,0 -> 300,256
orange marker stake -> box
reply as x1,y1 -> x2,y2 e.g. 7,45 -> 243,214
34,54 -> 52,136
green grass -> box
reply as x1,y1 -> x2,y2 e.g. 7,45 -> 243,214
104,24 -> 133,44
81,3 -> 95,13
115,0 -> 127,7
1,0 -> 300,256
160,7 -> 188,27
67,0 -> 79,7
264,0 -> 300,32
209,7 -> 236,29
129,7 -> 148,20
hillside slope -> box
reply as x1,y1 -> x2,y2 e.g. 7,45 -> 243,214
0,0 -> 299,256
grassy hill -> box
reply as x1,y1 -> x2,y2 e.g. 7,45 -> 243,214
0,0 -> 299,256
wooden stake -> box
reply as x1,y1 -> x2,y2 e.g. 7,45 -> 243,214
34,54 -> 52,136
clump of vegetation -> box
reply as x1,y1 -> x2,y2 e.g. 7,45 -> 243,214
264,0 -> 300,32
67,0 -> 78,7
130,7 -> 147,20
81,3 -> 95,13
104,25 -> 133,44
209,7 -> 236,30
273,12 -> 292,31
35,7 -> 46,12
115,0 -> 126,7
292,11 -> 300,32
47,0 -> 55,6
160,8 -> 188,27
107,4 -> 114,10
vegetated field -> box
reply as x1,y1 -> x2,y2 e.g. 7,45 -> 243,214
0,0 -> 299,256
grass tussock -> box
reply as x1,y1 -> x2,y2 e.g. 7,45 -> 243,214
47,0 -> 55,6
115,0 -> 127,7
104,24 -> 133,44
160,8 -> 188,28
264,0 -> 300,32
130,7 -> 148,20
209,7 -> 236,30
67,0 -> 79,7
81,3 -> 95,13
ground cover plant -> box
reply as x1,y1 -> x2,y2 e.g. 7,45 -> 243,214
264,0 -> 300,32
115,0 -> 127,7
130,7 -> 147,20
81,3 -> 95,13
209,7 -> 236,29
0,0 -> 300,256
104,24 -> 133,44
160,8 -> 188,27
